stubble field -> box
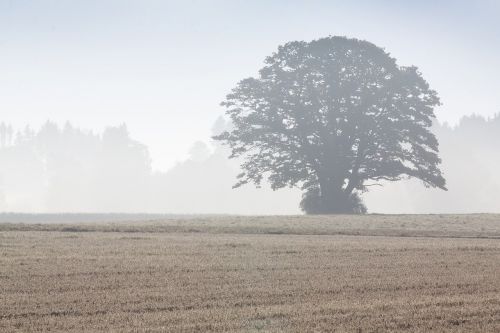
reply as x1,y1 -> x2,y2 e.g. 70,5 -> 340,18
1,214 -> 500,332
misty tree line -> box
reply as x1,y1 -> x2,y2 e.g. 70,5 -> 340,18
0,122 -> 151,212
0,119 -> 297,213
0,114 -> 499,213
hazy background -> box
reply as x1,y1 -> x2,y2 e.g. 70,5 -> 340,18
1,0 -> 499,214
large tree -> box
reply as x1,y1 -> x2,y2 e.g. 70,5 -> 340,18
214,36 -> 446,214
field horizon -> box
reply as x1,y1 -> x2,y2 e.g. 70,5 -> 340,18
1,213 -> 499,239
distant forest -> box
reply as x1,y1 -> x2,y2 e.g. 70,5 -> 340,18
0,114 -> 499,214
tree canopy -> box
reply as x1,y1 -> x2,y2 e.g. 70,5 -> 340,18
214,36 -> 446,214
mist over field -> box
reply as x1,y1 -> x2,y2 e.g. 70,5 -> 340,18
3,2 -> 500,333
0,114 -> 498,214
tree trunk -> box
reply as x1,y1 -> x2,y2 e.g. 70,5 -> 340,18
318,177 -> 354,214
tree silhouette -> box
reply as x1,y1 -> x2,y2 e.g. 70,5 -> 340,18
215,36 -> 447,214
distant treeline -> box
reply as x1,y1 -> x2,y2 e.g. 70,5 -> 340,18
0,119 -> 299,214
0,114 -> 499,214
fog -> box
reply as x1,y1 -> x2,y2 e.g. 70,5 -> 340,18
2,1 -> 500,215
0,114 -> 498,214
0,119 -> 300,214
2,1 -> 500,171
364,114 -> 500,213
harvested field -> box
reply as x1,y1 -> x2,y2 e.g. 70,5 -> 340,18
1,215 -> 500,332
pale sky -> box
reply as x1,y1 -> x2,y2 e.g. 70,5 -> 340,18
1,0 -> 499,171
